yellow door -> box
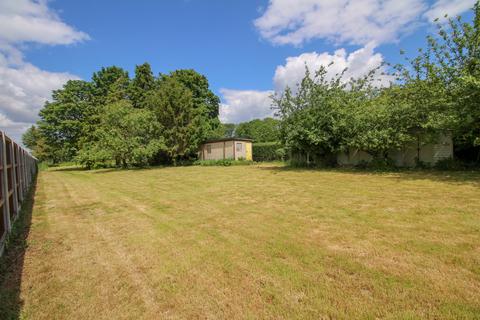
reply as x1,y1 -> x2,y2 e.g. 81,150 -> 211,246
245,142 -> 252,161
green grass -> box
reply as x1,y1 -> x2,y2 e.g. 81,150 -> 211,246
1,164 -> 479,319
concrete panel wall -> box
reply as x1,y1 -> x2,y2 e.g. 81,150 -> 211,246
337,134 -> 453,167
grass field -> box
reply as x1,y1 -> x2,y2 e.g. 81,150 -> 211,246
1,164 -> 479,319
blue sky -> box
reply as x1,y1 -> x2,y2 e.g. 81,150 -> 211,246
0,0 -> 477,142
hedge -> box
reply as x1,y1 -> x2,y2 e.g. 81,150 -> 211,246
252,142 -> 285,161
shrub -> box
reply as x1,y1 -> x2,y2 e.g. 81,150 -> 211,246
354,157 -> 397,170
253,142 -> 284,161
193,159 -> 253,166
434,158 -> 466,170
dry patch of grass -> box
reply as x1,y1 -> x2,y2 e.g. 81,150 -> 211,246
1,164 -> 479,319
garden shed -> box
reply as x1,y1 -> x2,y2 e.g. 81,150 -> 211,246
199,138 -> 253,161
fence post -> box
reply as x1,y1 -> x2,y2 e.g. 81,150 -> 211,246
10,142 -> 19,220
23,150 -> 28,195
1,132 -> 12,232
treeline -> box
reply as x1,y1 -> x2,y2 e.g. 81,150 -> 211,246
273,3 -> 480,167
217,118 -> 284,161
23,64 -> 221,168
24,4 -> 480,168
217,118 -> 280,142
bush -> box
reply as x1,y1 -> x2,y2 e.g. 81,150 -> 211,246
354,157 -> 397,170
253,142 -> 285,161
288,151 -> 337,168
193,159 -> 253,166
434,158 -> 466,170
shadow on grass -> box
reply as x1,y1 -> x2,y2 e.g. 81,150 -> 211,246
44,162 -> 480,187
48,165 -> 164,174
258,165 -> 480,187
47,166 -> 87,172
0,177 -> 37,320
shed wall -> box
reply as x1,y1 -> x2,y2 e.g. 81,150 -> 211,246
199,140 -> 251,161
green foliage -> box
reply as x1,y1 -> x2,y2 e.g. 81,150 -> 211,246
22,125 -> 37,150
273,67 -> 394,165
235,118 -> 280,142
272,3 -> 480,168
145,77 -> 205,165
77,101 -> 164,169
22,125 -> 50,162
92,66 -> 130,105
38,80 -> 94,162
252,142 -> 284,161
129,63 -> 155,108
167,69 -> 221,131
396,2 -> 480,161
33,62 -> 220,169
209,123 -> 236,139
355,157 -> 397,170
434,158 -> 466,170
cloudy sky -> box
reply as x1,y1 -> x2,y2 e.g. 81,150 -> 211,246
0,0 -> 476,142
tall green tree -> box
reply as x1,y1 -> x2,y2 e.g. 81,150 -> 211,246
22,125 -> 50,161
77,100 -> 164,168
273,67 -> 411,164
167,69 -> 221,131
235,118 -> 280,142
398,2 -> 480,160
145,77 -> 205,164
92,66 -> 130,105
22,125 -> 39,151
215,123 -> 236,138
129,63 -> 155,108
38,80 -> 94,162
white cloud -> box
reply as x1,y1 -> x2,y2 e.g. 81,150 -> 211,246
255,0 -> 475,46
254,0 -> 427,46
0,0 -> 87,143
0,112 -> 32,142
219,89 -> 274,123
273,43 -> 392,92
424,0 -> 476,22
0,0 -> 89,45
221,44 -> 393,123
0,53 -> 79,124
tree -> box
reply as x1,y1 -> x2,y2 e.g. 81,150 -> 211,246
235,118 -> 280,142
22,125 -> 50,161
129,63 -> 155,108
397,2 -> 480,161
344,91 -> 415,160
22,125 -> 39,151
145,77 -> 205,164
273,68 -> 353,163
167,69 -> 221,131
77,100 -> 164,168
38,80 -> 94,162
273,66 -> 409,165
208,123 -> 236,139
92,66 -> 130,106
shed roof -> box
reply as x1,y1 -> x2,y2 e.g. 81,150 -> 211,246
202,137 -> 253,144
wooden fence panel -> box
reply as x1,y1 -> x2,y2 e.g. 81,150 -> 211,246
0,131 -> 37,257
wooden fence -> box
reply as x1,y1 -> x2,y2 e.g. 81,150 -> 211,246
0,130 -> 37,257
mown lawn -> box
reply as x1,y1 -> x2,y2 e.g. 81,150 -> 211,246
1,164 -> 479,319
